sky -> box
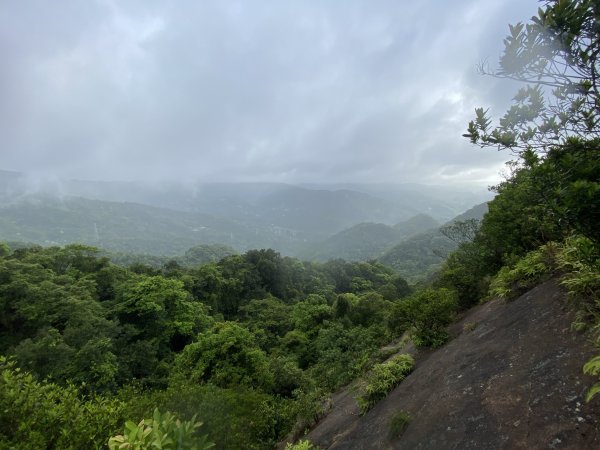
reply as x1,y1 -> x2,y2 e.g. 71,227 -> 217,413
1,0 -> 540,186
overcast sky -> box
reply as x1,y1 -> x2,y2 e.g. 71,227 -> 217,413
1,0 -> 540,186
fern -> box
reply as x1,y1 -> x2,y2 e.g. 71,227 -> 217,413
554,236 -> 600,403
583,356 -> 600,376
356,354 -> 414,414
585,383 -> 600,402
488,244 -> 556,300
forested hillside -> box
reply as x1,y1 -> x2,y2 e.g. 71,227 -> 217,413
0,175 -> 490,257
377,203 -> 488,281
299,214 -> 439,262
0,244 -> 414,449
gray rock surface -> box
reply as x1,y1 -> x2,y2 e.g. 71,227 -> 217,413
306,280 -> 600,449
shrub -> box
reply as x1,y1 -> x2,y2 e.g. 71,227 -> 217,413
553,236 -> 600,402
435,241 -> 493,309
389,410 -> 411,438
389,288 -> 458,348
0,356 -> 125,450
108,408 -> 214,450
285,439 -> 317,450
357,354 -> 414,414
556,236 -> 600,302
488,243 -> 558,300
121,383 -> 294,450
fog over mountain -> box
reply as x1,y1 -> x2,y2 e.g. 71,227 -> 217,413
2,0 -> 538,185
0,169 -> 492,257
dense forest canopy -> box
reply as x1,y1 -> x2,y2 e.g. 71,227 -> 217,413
0,243 -> 421,448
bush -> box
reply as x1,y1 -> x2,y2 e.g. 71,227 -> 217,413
121,383 -> 295,450
0,356 -> 125,449
357,354 -> 414,414
488,243 -> 558,300
389,289 -> 458,348
285,440 -> 317,450
389,410 -> 411,438
435,241 -> 492,309
108,408 -> 214,450
556,236 -> 600,302
553,236 -> 600,402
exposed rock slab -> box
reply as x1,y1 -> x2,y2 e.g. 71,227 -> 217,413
307,280 -> 600,449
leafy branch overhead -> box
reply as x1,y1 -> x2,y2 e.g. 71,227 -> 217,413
464,0 -> 600,152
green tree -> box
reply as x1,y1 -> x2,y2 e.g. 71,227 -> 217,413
0,250 -> 119,391
465,0 -> 600,152
172,322 -> 273,390
114,275 -> 211,382
291,295 -> 332,333
0,356 -> 125,450
239,297 -> 292,350
389,288 -> 458,348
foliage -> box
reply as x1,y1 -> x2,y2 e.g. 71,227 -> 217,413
439,219 -> 481,245
172,322 -> 273,390
0,243 -> 414,448
488,243 -> 558,300
121,383 -> 295,450
108,408 -> 214,450
0,356 -> 125,449
308,323 -> 386,390
285,440 -> 318,450
378,230 -> 458,283
583,357 -> 600,402
389,410 -> 412,438
389,289 -> 458,348
438,139 -> 599,312
434,241 -> 492,309
556,235 -> 600,301
356,354 -> 414,414
0,245 -> 120,392
465,0 -> 600,152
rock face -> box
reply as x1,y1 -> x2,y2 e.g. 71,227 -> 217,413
306,280 -> 600,449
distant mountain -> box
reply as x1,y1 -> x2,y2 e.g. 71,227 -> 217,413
377,203 -> 489,281
393,214 -> 440,236
251,186 -> 412,236
448,202 -> 489,222
300,214 -> 439,262
377,229 -> 455,282
302,182 -> 492,223
0,171 -> 493,262
300,222 -> 403,262
0,195 -> 312,255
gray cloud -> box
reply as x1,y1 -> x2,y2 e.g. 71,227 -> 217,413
1,0 -> 539,185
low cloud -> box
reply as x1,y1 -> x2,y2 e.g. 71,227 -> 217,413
1,0 -> 539,185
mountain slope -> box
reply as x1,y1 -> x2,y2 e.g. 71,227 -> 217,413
377,230 -> 455,281
392,213 -> 439,235
306,279 -> 600,449
300,223 -> 405,262
299,214 -> 441,262
0,195 -> 311,255
378,203 -> 489,281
